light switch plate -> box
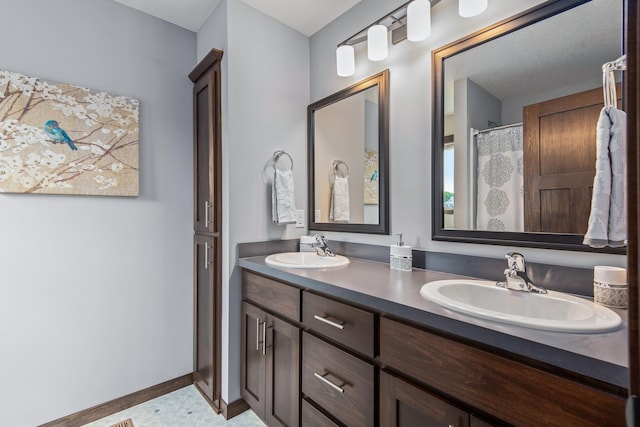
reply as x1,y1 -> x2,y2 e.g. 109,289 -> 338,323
295,209 -> 305,228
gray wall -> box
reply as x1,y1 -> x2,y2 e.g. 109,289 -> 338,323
501,77 -> 603,124
309,0 -> 624,268
0,0 -> 196,425
198,0 -> 310,403
453,78 -> 502,229
315,94 -> 365,223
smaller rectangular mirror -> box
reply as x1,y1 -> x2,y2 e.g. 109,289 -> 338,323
308,70 -> 389,234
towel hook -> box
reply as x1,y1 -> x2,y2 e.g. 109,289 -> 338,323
273,150 -> 293,171
602,54 -> 626,109
333,160 -> 349,178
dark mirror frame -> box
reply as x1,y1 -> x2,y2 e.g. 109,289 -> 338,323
308,69 -> 390,234
432,0 -> 624,253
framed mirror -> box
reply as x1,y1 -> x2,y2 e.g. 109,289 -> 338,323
308,70 -> 390,234
432,0 -> 625,252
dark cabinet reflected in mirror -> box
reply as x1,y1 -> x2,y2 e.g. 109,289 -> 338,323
308,70 -> 389,234
433,0 -> 625,252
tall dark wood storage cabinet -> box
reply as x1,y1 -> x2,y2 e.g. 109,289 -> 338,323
189,48 -> 223,410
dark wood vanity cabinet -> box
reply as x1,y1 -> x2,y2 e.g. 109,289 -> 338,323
242,271 -> 301,426
241,269 -> 626,427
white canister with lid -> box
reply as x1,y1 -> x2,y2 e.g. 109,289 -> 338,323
593,266 -> 627,308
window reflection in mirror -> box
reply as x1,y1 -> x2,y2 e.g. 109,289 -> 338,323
437,0 -> 624,246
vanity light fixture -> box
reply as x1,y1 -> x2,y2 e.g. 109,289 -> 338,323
368,24 -> 389,61
459,0 -> 488,17
336,45 -> 355,77
335,0 -> 488,76
407,0 -> 432,41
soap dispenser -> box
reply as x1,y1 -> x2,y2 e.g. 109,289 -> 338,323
390,233 -> 412,271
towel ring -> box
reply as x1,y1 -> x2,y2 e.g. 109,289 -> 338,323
273,150 -> 293,171
333,160 -> 349,178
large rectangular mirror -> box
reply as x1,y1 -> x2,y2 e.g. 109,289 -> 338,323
308,70 -> 389,234
432,0 -> 625,252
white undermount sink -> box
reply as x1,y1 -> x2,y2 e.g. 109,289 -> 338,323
420,279 -> 622,333
265,252 -> 350,269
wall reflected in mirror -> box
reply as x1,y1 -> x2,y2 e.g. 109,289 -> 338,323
314,86 -> 379,225
441,0 -> 623,238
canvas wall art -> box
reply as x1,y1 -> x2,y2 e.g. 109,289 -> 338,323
364,150 -> 378,205
0,69 -> 139,196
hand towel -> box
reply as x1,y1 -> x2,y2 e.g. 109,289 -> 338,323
272,169 -> 296,225
584,106 -> 627,247
329,176 -> 350,223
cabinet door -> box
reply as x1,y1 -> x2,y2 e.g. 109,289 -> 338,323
194,234 -> 217,402
241,302 -> 266,419
380,371 -> 469,427
265,314 -> 300,427
193,66 -> 220,234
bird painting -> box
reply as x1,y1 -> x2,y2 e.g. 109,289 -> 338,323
44,120 -> 78,151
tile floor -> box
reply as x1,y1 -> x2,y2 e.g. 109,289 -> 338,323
82,385 -> 265,427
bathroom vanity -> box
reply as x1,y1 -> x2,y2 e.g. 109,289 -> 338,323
239,254 -> 627,427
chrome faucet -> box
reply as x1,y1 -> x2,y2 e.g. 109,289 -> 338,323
312,234 -> 335,257
497,252 -> 547,294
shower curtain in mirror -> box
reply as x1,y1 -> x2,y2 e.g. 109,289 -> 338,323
475,125 -> 524,232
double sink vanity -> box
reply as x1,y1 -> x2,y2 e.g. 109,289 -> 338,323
238,246 -> 627,427
236,1 -> 629,425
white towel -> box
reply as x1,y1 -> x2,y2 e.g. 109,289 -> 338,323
329,176 -> 350,222
272,169 -> 296,225
583,106 -> 627,247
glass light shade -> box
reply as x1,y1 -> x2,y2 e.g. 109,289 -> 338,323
336,45 -> 355,77
367,24 -> 388,61
407,0 -> 431,41
459,0 -> 488,17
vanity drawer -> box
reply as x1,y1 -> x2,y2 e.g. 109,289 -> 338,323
379,317 -> 625,427
303,291 -> 376,357
302,332 -> 374,427
301,398 -> 340,427
242,271 -> 300,322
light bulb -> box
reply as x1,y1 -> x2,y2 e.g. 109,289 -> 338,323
367,24 -> 388,61
336,45 -> 355,77
407,0 -> 431,41
459,0 -> 488,17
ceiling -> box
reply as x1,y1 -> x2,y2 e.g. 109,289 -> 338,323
444,0 -> 621,105
111,0 -> 361,35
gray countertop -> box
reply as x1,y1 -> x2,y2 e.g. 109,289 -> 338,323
239,255 -> 629,390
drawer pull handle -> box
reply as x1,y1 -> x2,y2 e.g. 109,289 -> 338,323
313,314 -> 345,330
313,372 -> 344,393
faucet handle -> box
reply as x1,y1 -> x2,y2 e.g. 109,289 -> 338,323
505,252 -> 525,271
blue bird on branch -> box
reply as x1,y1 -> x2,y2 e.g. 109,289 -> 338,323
44,120 -> 78,151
